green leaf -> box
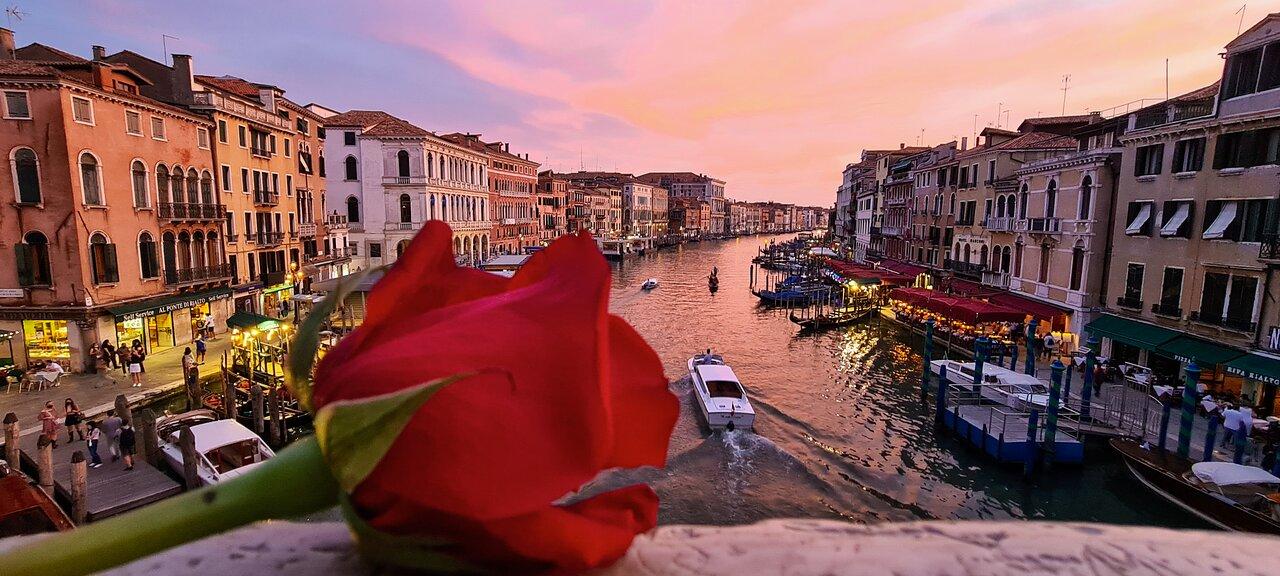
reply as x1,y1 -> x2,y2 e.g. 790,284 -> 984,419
314,374 -> 471,493
287,266 -> 384,412
338,493 -> 483,574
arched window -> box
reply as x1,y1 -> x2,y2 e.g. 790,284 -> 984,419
1069,243 -> 1085,291
948,193 -> 956,215
396,239 -> 409,259
397,150 -> 410,178
399,193 -> 412,223
429,194 -> 436,220
1001,246 -> 1011,273
1018,184 -> 1029,219
177,231 -> 192,270
439,156 -> 445,179
186,168 -> 199,204
80,152 -> 103,205
89,232 -> 119,284
427,153 -> 434,178
963,243 -> 971,263
1038,242 -> 1051,284
138,232 -> 159,279
1014,242 -> 1024,278
131,160 -> 148,208
996,195 -> 1006,218
161,232 -> 177,282
344,156 -> 358,181
1078,176 -> 1093,220
171,165 -> 184,204
155,164 -> 169,205
346,196 -> 360,223
192,231 -> 207,268
1045,180 -> 1057,218
12,148 -> 40,204
200,171 -> 213,204
16,231 -> 51,286
979,245 -> 989,267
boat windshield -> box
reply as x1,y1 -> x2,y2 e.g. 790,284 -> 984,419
204,439 -> 265,474
705,380 -> 744,399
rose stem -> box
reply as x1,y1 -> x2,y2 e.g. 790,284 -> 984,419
2,435 -> 339,576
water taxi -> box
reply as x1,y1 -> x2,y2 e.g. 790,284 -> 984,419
688,351 -> 755,432
641,278 -> 659,290
157,410 -> 276,486
929,359 -> 1051,410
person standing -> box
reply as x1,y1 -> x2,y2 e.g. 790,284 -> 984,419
101,340 -> 116,370
1043,333 -> 1057,360
195,333 -> 207,364
203,313 -> 216,340
1223,404 -> 1243,448
63,398 -> 85,442
38,401 -> 59,449
131,340 -> 146,373
119,420 -> 136,471
127,348 -> 143,387
87,343 -> 99,375
100,410 -> 123,461
116,346 -> 130,376
86,422 -> 102,468
182,347 -> 195,374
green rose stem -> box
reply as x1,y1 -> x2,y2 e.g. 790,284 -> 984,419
2,436 -> 339,576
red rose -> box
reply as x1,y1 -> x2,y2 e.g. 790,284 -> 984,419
312,222 -> 678,571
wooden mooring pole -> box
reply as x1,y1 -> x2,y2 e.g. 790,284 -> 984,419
136,409 -> 159,467
70,450 -> 87,524
223,371 -> 237,422
179,427 -> 199,489
268,386 -> 283,447
251,383 -> 265,435
3,413 -> 18,468
921,319 -> 934,404
36,435 -> 53,495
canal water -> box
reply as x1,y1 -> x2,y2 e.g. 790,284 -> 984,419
592,234 -> 1208,529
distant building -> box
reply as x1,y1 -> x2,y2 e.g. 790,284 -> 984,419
637,172 -> 726,234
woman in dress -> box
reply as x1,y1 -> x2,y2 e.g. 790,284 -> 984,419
63,398 -> 85,442
127,349 -> 143,387
38,401 -> 59,449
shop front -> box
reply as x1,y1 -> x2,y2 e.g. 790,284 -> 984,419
262,282 -> 295,319
107,288 -> 232,354
1155,335 -> 1245,398
1226,352 -> 1280,417
22,319 -> 70,366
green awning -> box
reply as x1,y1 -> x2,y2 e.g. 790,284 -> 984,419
1158,336 -> 1243,366
1226,353 -> 1280,386
1084,314 -> 1179,350
226,312 -> 280,331
108,287 -> 232,321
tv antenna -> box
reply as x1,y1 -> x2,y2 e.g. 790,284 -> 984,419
5,5 -> 27,27
1060,74 -> 1072,114
1237,4 -> 1248,35
162,34 -> 180,64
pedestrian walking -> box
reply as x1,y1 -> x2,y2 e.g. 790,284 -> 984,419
195,333 -> 207,364
119,420 -> 136,471
63,398 -> 85,442
38,401 -> 59,449
100,410 -> 123,461
116,347 -> 130,375
127,349 -> 143,387
1043,333 -> 1057,360
86,421 -> 102,468
203,313 -> 216,340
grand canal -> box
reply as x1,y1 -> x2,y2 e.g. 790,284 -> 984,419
595,234 -> 1208,528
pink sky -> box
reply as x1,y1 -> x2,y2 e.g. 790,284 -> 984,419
369,0 -> 1271,205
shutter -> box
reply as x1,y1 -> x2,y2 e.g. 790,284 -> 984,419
14,244 -> 32,286
104,244 -> 119,283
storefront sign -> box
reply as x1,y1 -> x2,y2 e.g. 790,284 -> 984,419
1226,365 -> 1280,386
0,288 -> 24,298
113,290 -> 231,322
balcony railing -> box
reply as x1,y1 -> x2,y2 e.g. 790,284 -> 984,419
163,263 -> 232,286
383,175 -> 428,185
253,190 -> 279,206
981,270 -> 1010,289
1116,296 -> 1143,310
226,233 -> 239,243
1151,303 -> 1183,318
1016,217 -> 1062,234
384,222 -> 416,231
326,214 -> 349,229
881,226 -> 903,237
1261,232 -> 1280,260
158,202 -> 226,222
1191,311 -> 1257,333
1133,97 -> 1217,130
985,216 -> 1014,232
250,146 -> 272,158
258,231 -> 285,246
299,223 -> 317,237
943,259 -> 985,276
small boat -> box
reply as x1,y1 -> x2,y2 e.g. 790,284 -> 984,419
157,410 -> 276,486
641,278 -> 659,290
790,306 -> 874,330
0,461 -> 74,535
1111,438 -> 1280,534
688,351 -> 755,432
929,359 -> 1051,410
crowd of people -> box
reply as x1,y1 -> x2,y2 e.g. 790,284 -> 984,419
37,401 -> 135,470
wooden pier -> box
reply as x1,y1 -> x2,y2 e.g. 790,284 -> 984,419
940,404 -> 1085,464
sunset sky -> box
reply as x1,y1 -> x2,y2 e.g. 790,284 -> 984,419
17,0 -> 1277,205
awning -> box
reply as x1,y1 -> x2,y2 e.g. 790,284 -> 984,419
1085,314 -> 1179,350
880,259 -> 928,277
108,287 -> 233,322
226,311 -> 280,331
1203,201 -> 1239,240
1160,202 -> 1190,237
263,283 -> 295,295
988,292 -> 1070,324
1126,203 -> 1152,235
1159,335 -> 1243,366
1225,352 -> 1280,386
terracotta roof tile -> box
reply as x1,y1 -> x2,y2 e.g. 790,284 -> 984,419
14,43 -> 88,64
324,110 -> 430,138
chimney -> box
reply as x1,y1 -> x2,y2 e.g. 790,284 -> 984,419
170,54 -> 195,105
961,136 -> 968,151
899,143 -> 905,149
91,45 -> 106,60
0,28 -> 14,60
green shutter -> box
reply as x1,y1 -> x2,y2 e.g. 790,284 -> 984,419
14,244 -> 32,286
104,243 -> 119,283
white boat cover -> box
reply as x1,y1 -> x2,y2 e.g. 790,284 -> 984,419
189,419 -> 262,454
1191,462 -> 1280,486
810,247 -> 838,257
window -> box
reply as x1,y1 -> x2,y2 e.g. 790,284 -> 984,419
1069,245 -> 1085,291
3,91 -> 30,119
1199,273 -> 1258,330
1045,181 -> 1057,217
346,196 -> 360,223
1172,138 -> 1205,172
131,160 -> 149,208
125,110 -> 142,135
296,117 -> 309,135
71,96 -> 93,124
1038,243 -> 1050,283
1123,263 -> 1144,304
89,233 -> 119,284
237,125 -> 247,148
344,156 -> 358,180
1213,127 -> 1280,168
987,159 -> 996,183
150,116 -> 166,140
197,127 -> 210,149
344,131 -> 356,146
397,150 -> 410,178
138,232 -> 159,279
1077,176 -> 1093,220
1018,185 -> 1029,219
217,120 -> 228,143
1224,47 -> 1263,99
1158,200 -> 1193,238
284,138 -> 291,157
16,231 -> 51,286
11,148 -> 40,204
1204,199 -> 1268,241
240,168 -> 249,193
369,242 -> 382,258
1159,267 -> 1183,313
400,193 -> 412,222
1125,201 -> 1154,236
1134,143 -> 1163,176
958,166 -> 968,187
79,152 -> 102,205
221,165 -> 231,191
285,174 -> 293,197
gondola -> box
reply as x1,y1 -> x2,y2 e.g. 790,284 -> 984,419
789,307 -> 873,330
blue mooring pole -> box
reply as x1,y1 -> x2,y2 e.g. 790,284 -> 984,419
1158,403 -> 1172,452
1062,359 -> 1074,410
922,319 -> 935,403
1024,319 -> 1038,376
973,336 -> 989,391
935,363 -> 949,425
1024,409 -> 1040,479
1234,421 -> 1248,464
1043,360 -> 1064,465
1203,415 -> 1220,462
1080,337 -> 1098,422
1177,360 -> 1201,459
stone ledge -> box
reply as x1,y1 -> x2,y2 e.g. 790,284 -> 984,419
3,519 -> 1275,575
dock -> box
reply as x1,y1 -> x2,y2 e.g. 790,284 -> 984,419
940,403 -> 1084,464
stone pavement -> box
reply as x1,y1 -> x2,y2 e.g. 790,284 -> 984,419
0,336 -> 233,436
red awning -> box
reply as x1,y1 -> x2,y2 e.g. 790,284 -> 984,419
890,287 -> 1023,324
880,259 -> 928,277
944,278 -> 999,298
987,292 -> 1068,322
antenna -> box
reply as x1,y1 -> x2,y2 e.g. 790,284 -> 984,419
1237,4 -> 1248,36
5,5 -> 27,27
1060,74 -> 1072,115
162,34 -> 180,65
996,102 -> 1004,128
1165,59 -> 1170,101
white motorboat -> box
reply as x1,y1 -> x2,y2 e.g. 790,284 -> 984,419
688,351 -> 755,431
929,359 -> 1051,410
641,278 -> 659,290
156,409 -> 275,486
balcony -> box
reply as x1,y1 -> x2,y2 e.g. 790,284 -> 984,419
299,223 -> 317,238
250,146 -> 272,159
326,213 -> 349,229
1261,231 -> 1280,261
158,202 -> 226,222
943,259 -> 985,278
881,226 -> 903,237
305,247 -> 353,265
382,175 -> 428,185
1151,302 -> 1183,318
1116,296 -> 1143,310
985,216 -> 1014,232
884,198 -> 907,207
253,190 -> 279,206
258,231 -> 285,246
385,222 -> 416,231
226,233 -> 239,243
1016,217 -> 1062,234
869,226 -> 882,237
191,91 -> 291,131
981,270 -> 1010,289
1133,97 -> 1217,130
1191,311 -> 1256,333
163,263 -> 232,286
